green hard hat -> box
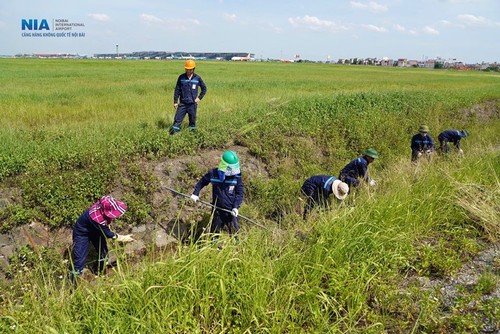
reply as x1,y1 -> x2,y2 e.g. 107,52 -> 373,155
218,150 -> 240,175
363,148 -> 379,159
419,125 -> 430,132
221,150 -> 239,165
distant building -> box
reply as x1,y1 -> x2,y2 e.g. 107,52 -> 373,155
379,57 -> 393,66
422,59 -> 435,69
92,51 -> 254,61
407,59 -> 418,67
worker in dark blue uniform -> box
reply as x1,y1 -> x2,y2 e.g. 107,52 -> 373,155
411,124 -> 435,162
301,175 -> 349,220
339,148 -> 379,189
70,196 -> 133,282
170,59 -> 207,134
190,150 -> 244,237
438,129 -> 469,154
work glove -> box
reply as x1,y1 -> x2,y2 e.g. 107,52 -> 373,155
231,208 -> 239,217
190,194 -> 199,202
173,103 -> 178,109
116,234 -> 134,243
459,149 -> 464,154
369,179 -> 377,187
195,97 -> 200,103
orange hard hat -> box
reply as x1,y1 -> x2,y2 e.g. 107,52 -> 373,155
184,60 -> 196,69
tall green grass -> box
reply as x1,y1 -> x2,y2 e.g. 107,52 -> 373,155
1,144 -> 497,333
0,59 -> 499,332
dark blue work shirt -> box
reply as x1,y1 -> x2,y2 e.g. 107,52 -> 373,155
411,133 -> 435,152
74,210 -> 115,239
174,73 -> 207,105
193,168 -> 244,210
301,175 -> 336,205
339,156 -> 371,183
438,130 -> 464,146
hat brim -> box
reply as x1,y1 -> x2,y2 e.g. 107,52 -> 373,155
332,179 -> 348,200
89,196 -> 126,224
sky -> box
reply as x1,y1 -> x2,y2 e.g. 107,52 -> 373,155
1,0 -> 498,63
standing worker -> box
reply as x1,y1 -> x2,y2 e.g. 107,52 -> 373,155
70,195 -> 134,282
339,148 -> 379,189
301,175 -> 349,220
411,125 -> 435,162
190,150 -> 244,239
438,129 -> 469,154
170,60 -> 207,134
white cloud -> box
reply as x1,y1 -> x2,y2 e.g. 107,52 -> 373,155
160,18 -> 201,31
457,14 -> 497,27
140,14 -> 163,24
393,23 -> 406,32
288,15 -> 348,32
224,13 -> 237,22
362,24 -> 387,32
350,1 -> 388,13
88,14 -> 111,22
423,26 -> 440,34
438,19 -> 465,28
266,23 -> 283,34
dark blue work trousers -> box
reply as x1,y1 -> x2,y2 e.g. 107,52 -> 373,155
172,103 -> 197,131
211,210 -> 240,235
71,210 -> 109,275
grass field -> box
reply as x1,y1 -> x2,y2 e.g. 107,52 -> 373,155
0,59 -> 499,333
